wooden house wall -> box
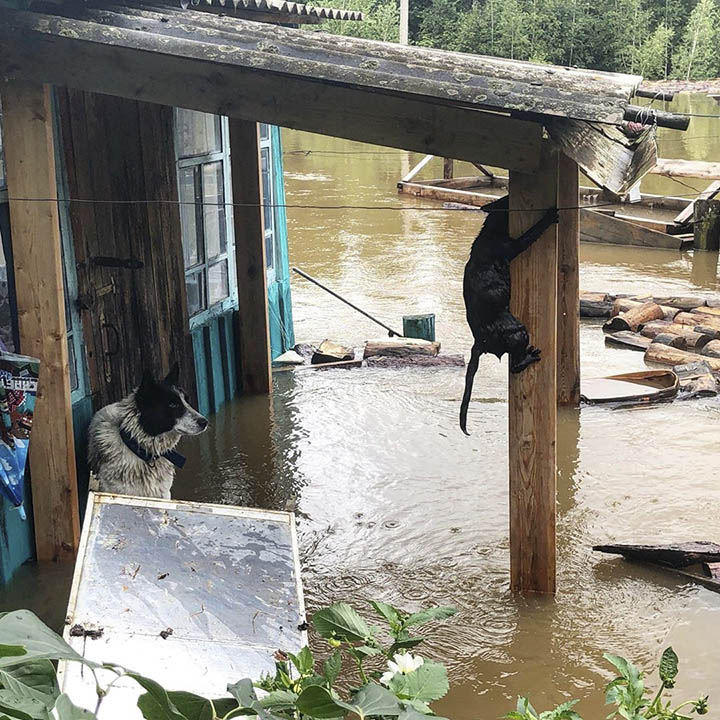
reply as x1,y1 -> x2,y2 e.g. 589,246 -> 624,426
57,89 -> 197,409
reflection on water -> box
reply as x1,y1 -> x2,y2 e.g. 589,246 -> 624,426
4,95 -> 720,718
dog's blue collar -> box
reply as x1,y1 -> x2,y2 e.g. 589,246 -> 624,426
119,428 -> 186,469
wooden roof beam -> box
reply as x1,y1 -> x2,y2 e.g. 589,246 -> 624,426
0,11 -> 543,171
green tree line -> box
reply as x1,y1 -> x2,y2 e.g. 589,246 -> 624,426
324,0 -> 720,80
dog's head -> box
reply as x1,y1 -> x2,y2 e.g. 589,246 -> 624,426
135,363 -> 208,437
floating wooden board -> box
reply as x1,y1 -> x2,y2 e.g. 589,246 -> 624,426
580,208 -> 684,249
594,541 -> 720,567
580,370 -> 678,403
59,493 -> 306,719
604,331 -> 652,351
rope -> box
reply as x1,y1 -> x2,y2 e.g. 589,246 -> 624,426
0,190 -> 709,214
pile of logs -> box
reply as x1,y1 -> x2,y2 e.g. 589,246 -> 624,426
581,291 -> 720,395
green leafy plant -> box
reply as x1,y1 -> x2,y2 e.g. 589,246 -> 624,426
510,647 -> 709,720
0,601 -> 457,720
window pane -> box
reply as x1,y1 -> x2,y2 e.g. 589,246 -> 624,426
261,148 -> 274,268
176,110 -> 221,158
208,260 -> 229,306
259,123 -> 270,141
179,167 -> 201,268
202,162 -> 226,260
186,271 -> 205,316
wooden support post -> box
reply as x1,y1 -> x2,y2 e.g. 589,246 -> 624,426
694,199 -> 720,252
508,142 -> 559,594
0,81 -> 79,562
443,158 -> 454,180
229,119 -> 272,395
557,153 -> 580,406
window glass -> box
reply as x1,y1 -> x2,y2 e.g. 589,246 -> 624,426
202,161 -> 226,260
208,260 -> 229,306
259,123 -> 270,141
179,167 -> 201,268
261,147 -> 274,269
176,110 -> 221,158
186,270 -> 205,316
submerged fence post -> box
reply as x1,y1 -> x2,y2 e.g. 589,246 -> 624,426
694,199 -> 720,252
508,141 -> 559,595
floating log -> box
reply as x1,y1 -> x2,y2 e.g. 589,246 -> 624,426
645,343 -> 720,371
364,337 -> 440,359
603,302 -> 664,333
701,340 -> 720,358
675,312 -> 720,331
691,305 -> 720,317
364,354 -> 464,368
653,295 -> 709,311
605,331 -> 652,351
652,333 -> 687,350
639,320 -> 671,338
640,323 -> 711,350
694,325 -> 720,340
610,297 -> 643,317
580,291 -> 614,317
680,373 -> 717,398
659,305 -> 680,321
654,158 -> 720,180
593,541 -> 720,567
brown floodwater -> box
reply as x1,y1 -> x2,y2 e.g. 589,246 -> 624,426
4,94 -> 720,718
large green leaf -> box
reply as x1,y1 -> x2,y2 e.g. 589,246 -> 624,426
398,709 -> 448,720
403,608 -> 456,628
313,604 -> 371,643
53,694 -> 96,719
227,679 -> 258,709
295,685 -> 345,719
658,647 -> 678,687
161,692 -> 238,720
398,662 -> 448,703
289,647 -> 314,675
131,674 -> 188,720
0,663 -> 58,710
259,690 -> 298,712
369,602 -> 401,627
348,683 -> 402,718
0,613 -> 90,669
323,650 -> 342,686
0,691 -> 49,720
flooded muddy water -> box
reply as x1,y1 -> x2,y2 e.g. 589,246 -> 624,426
5,95 -> 720,718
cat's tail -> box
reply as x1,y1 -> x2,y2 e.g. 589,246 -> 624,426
459,344 -> 482,435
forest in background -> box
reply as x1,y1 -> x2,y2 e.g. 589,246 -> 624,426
323,0 -> 720,80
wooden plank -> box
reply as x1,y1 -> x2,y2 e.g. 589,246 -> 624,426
398,181 -> 498,206
401,155 -> 434,183
0,10 -> 544,173
0,81 -> 79,563
443,158 -> 454,180
673,180 -> 720,225
594,541 -> 720,567
208,318 -> 226,409
230,120 -> 272,395
557,154 -> 580,406
508,142 -> 559,594
652,158 -> 720,180
191,328 -> 211,418
580,209 -> 683,249
0,4 -> 640,127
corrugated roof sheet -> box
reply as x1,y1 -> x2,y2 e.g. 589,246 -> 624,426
176,0 -> 363,21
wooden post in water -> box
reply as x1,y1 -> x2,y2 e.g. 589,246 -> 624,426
229,120 -> 272,395
443,158 -> 454,180
1,81 -> 80,563
557,154 -> 580,406
508,142 -> 559,594
694,199 -> 720,252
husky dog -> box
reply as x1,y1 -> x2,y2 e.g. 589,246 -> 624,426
88,364 -> 208,499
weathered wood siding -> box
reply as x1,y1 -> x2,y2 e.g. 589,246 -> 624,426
57,90 -> 196,408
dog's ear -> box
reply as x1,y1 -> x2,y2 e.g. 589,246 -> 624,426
163,362 -> 180,387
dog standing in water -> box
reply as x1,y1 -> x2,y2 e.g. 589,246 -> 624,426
460,195 -> 558,435
88,364 -> 208,498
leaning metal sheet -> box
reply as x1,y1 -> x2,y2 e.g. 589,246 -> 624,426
59,493 -> 306,719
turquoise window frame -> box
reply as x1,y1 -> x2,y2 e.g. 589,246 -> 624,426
174,111 -> 238,331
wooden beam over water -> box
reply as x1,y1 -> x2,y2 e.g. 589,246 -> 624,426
0,9 -> 543,173
508,142 -> 558,595
0,81 -> 80,563
229,120 -> 272,395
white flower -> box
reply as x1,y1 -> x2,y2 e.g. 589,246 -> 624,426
379,653 -> 424,686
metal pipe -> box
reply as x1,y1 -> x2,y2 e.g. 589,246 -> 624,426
635,87 -> 675,102
292,267 -> 402,337
624,104 -> 690,131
